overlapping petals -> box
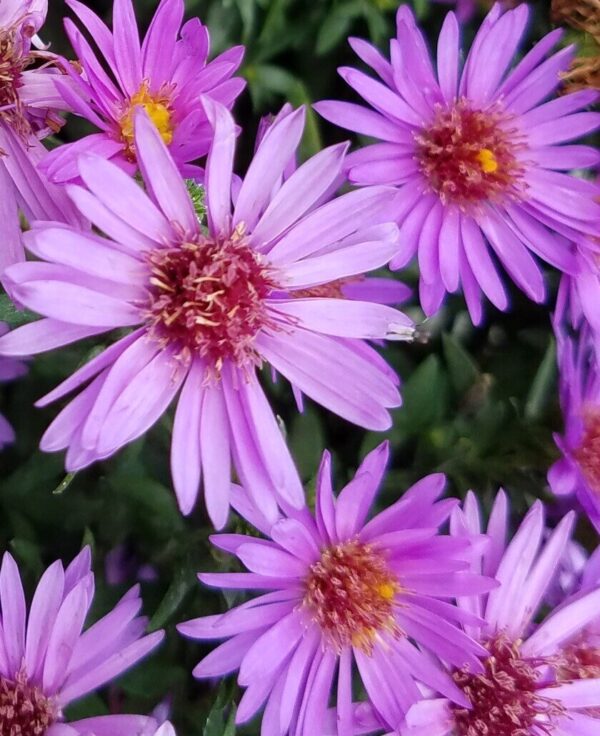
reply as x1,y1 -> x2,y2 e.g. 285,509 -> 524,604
41,0 -> 245,182
398,492 -> 600,735
0,321 -> 26,447
0,546 -> 163,736
179,442 -> 496,735
315,4 -> 600,323
0,99 -> 412,526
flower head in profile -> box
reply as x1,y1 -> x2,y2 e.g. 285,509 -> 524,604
315,4 -> 600,324
41,0 -> 245,183
0,100 -> 412,527
0,546 -> 163,736
179,442 -> 496,735
0,321 -> 26,448
400,491 -> 600,736
548,323 -> 600,532
0,0 -> 67,139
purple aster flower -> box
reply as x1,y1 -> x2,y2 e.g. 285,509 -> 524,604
0,321 -> 26,448
0,101 -> 412,526
0,0 -> 84,270
179,442 -> 497,734
0,546 -> 164,736
315,4 -> 600,324
40,0 -> 245,183
399,490 -> 600,736
548,323 -> 600,533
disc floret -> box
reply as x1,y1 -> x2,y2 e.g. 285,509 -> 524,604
146,228 -> 276,371
415,99 -> 524,208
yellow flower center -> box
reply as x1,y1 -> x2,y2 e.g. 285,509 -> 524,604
119,82 -> 174,159
476,148 -> 499,174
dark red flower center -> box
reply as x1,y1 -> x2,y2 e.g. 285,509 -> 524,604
0,672 -> 56,736
451,635 -> 564,736
415,99 -> 524,207
303,539 -> 400,653
574,410 -> 600,493
145,228 -> 276,371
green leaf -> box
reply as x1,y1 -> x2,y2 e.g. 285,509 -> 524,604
149,563 -> 195,631
0,293 -> 38,328
316,2 -> 362,55
524,338 -> 557,421
203,683 -> 237,736
397,355 -> 448,434
53,472 -> 77,495
442,333 -> 479,395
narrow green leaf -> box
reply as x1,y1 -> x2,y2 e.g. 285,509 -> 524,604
149,564 -> 195,631
53,472 -> 77,495
524,338 -> 557,421
442,333 -> 479,395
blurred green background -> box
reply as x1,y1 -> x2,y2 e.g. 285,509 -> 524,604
0,1 -> 593,734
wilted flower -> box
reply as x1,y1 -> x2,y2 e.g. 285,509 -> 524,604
179,443 -> 496,734
41,0 -> 245,182
399,491 -> 600,736
0,546 -> 163,736
0,101 -> 412,526
315,4 -> 600,324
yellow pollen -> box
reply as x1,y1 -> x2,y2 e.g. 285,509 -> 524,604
377,582 -> 397,600
120,82 -> 174,152
476,148 -> 498,174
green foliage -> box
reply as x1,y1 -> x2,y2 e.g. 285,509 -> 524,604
0,1 -> 591,735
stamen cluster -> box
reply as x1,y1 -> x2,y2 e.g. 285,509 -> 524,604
452,634 -> 564,736
0,672 -> 56,736
559,635 -> 600,681
0,27 -> 28,136
119,82 -> 175,159
415,99 -> 524,208
303,539 -> 400,653
146,230 -> 275,370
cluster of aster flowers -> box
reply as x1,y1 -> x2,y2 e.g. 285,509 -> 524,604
0,0 -> 598,735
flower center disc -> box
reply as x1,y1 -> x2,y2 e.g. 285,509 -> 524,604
119,81 -> 174,158
0,673 -> 56,736
146,230 -> 275,370
452,635 -> 564,736
575,410 -> 600,494
303,539 -> 399,653
415,99 -> 522,207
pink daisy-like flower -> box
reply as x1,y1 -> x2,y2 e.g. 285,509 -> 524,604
40,0 -> 245,183
179,442 -> 497,735
315,4 -> 600,324
548,323 -> 600,533
0,0 -> 84,270
0,100 -> 412,526
0,321 -> 26,448
399,490 -> 600,736
0,546 -> 164,736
